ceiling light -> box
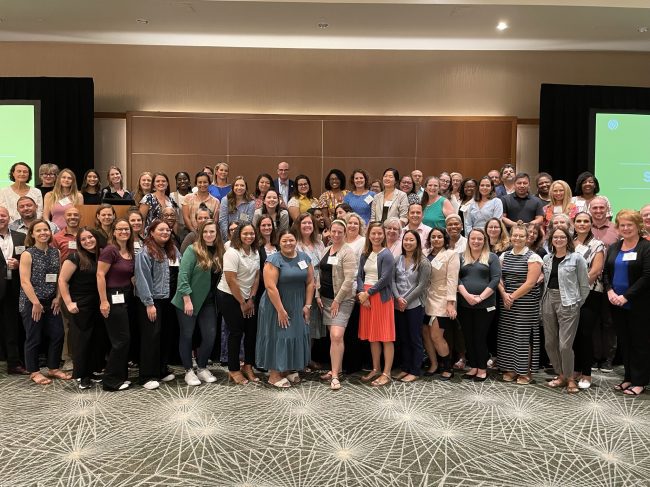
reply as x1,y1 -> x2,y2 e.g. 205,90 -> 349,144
317,20 -> 329,29
639,26 -> 648,33
136,18 -> 149,24
496,21 -> 508,31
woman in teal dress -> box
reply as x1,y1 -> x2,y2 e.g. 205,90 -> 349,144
256,230 -> 315,388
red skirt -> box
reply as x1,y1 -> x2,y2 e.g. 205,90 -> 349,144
358,284 -> 395,342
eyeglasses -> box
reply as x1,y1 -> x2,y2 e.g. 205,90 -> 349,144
552,236 -> 567,241
115,228 -> 131,233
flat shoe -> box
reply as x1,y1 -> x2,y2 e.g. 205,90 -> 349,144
392,371 -> 408,381
330,377 -> 341,390
438,372 -> 454,381
269,377 -> 291,388
578,379 -> 592,390
320,371 -> 333,381
502,373 -> 517,382
614,381 -> 632,391
400,374 -> 418,383
623,386 -> 645,396
48,369 -> 72,380
361,369 -> 380,383
546,379 -> 566,388
371,373 -> 391,387
30,372 -> 52,385
462,373 -> 477,380
473,375 -> 488,382
516,375 -> 533,385
285,372 -> 301,384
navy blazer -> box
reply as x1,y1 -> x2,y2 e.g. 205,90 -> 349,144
357,248 -> 395,303
0,230 -> 26,300
274,178 -> 295,201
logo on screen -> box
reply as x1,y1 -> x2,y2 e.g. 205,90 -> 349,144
607,119 -> 619,130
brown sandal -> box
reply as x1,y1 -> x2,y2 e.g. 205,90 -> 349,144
30,372 -> 52,385
48,369 -> 72,380
371,373 -> 391,387
361,369 -> 380,383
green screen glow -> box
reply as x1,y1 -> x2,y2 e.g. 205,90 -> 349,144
0,104 -> 36,186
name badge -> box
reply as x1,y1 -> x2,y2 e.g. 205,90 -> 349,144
364,195 -> 374,204
68,241 -> 77,250
623,252 -> 637,262
111,292 -> 125,304
575,244 -> 587,255
384,201 -> 392,208
59,197 -> 71,206
431,259 -> 442,270
134,241 -> 141,250
486,306 -> 496,312
45,273 -> 58,283
6,269 -> 12,279
169,259 -> 179,267
298,260 -> 308,270
327,256 -> 338,265
15,246 -> 25,255
239,213 -> 250,222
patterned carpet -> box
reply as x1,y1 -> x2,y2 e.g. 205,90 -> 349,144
1,365 -> 648,487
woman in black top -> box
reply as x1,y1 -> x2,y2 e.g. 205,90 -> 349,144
81,169 -> 102,205
58,227 -> 104,389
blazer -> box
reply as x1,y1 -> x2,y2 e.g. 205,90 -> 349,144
357,248 -> 395,303
424,249 -> 460,317
274,178 -> 295,202
316,243 -> 357,303
391,254 -> 432,309
603,238 -> 650,304
370,189 -> 409,224
0,231 -> 26,300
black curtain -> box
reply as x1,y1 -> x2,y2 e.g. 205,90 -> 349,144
0,77 -> 94,180
539,83 -> 650,188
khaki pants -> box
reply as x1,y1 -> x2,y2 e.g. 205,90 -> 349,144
542,289 -> 580,377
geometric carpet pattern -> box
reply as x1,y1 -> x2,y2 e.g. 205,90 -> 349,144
1,366 -> 649,487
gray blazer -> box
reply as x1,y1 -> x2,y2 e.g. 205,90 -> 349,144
370,189 -> 409,224
391,254 -> 432,309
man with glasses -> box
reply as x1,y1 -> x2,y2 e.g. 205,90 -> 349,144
274,161 -> 294,204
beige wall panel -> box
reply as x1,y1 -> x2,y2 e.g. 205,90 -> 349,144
417,158 -> 503,180
228,156 -> 323,194
228,119 -> 321,156
322,157 -> 416,192
323,121 -> 416,157
417,122 -> 465,158
3,44 -> 650,120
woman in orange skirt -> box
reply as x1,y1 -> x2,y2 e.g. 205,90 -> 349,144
357,222 -> 396,387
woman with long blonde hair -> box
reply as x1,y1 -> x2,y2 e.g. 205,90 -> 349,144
43,169 -> 84,229
542,180 -> 578,230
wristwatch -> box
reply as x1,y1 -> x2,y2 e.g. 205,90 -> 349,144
304,304 -> 312,309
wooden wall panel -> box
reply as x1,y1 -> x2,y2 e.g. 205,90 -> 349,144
323,121 -> 416,158
128,112 -> 517,193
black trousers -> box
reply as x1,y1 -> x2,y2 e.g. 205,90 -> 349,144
103,287 -> 133,390
458,306 -> 494,370
217,290 -> 257,372
611,304 -> 650,387
138,298 -> 173,384
396,306 -> 425,376
68,296 -> 103,380
0,280 -> 24,368
21,300 -> 64,373
573,291 -> 601,376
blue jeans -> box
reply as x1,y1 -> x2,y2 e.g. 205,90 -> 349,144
176,299 -> 217,370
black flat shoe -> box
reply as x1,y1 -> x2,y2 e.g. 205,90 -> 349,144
473,375 -> 488,382
438,372 -> 454,381
462,373 -> 477,380
423,370 -> 437,377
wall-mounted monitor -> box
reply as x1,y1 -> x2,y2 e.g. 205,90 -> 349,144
0,100 -> 41,186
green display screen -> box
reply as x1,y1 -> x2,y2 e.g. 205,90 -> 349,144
0,103 -> 38,186
594,112 -> 650,215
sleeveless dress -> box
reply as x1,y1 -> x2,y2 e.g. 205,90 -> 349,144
497,248 -> 542,375
256,251 -> 311,371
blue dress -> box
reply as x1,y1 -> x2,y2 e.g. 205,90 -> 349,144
256,251 -> 311,371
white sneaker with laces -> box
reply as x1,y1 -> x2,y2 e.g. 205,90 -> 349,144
143,380 -> 160,390
185,369 -> 201,386
197,368 -> 217,383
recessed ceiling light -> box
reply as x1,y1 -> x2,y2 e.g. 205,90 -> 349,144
496,21 -> 508,31
317,20 -> 329,29
639,26 -> 648,33
136,18 -> 149,24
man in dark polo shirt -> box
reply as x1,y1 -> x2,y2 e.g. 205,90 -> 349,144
501,173 -> 545,228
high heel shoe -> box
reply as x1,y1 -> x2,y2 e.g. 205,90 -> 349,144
228,371 -> 249,385
242,365 -> 260,383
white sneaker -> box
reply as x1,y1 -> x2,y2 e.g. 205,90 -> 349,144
143,380 -> 160,390
185,369 -> 201,386
118,382 -> 130,391
197,368 -> 217,383
578,379 -> 592,390
160,373 -> 175,382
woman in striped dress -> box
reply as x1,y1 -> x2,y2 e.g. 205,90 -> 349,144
497,224 -> 543,384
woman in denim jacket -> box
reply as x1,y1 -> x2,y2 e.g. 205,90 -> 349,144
541,226 -> 590,393
135,219 -> 181,390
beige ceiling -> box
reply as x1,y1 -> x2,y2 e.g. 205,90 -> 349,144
0,0 -> 649,50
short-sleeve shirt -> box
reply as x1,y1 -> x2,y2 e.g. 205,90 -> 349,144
502,193 -> 545,223
217,247 -> 260,299
99,244 -> 134,288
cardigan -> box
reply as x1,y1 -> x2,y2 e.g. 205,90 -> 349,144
391,254 -> 432,309
171,245 -> 214,316
357,248 -> 395,303
316,243 -> 358,303
603,238 -> 650,304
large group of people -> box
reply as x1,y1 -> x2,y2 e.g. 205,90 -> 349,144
1,160 -> 649,397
